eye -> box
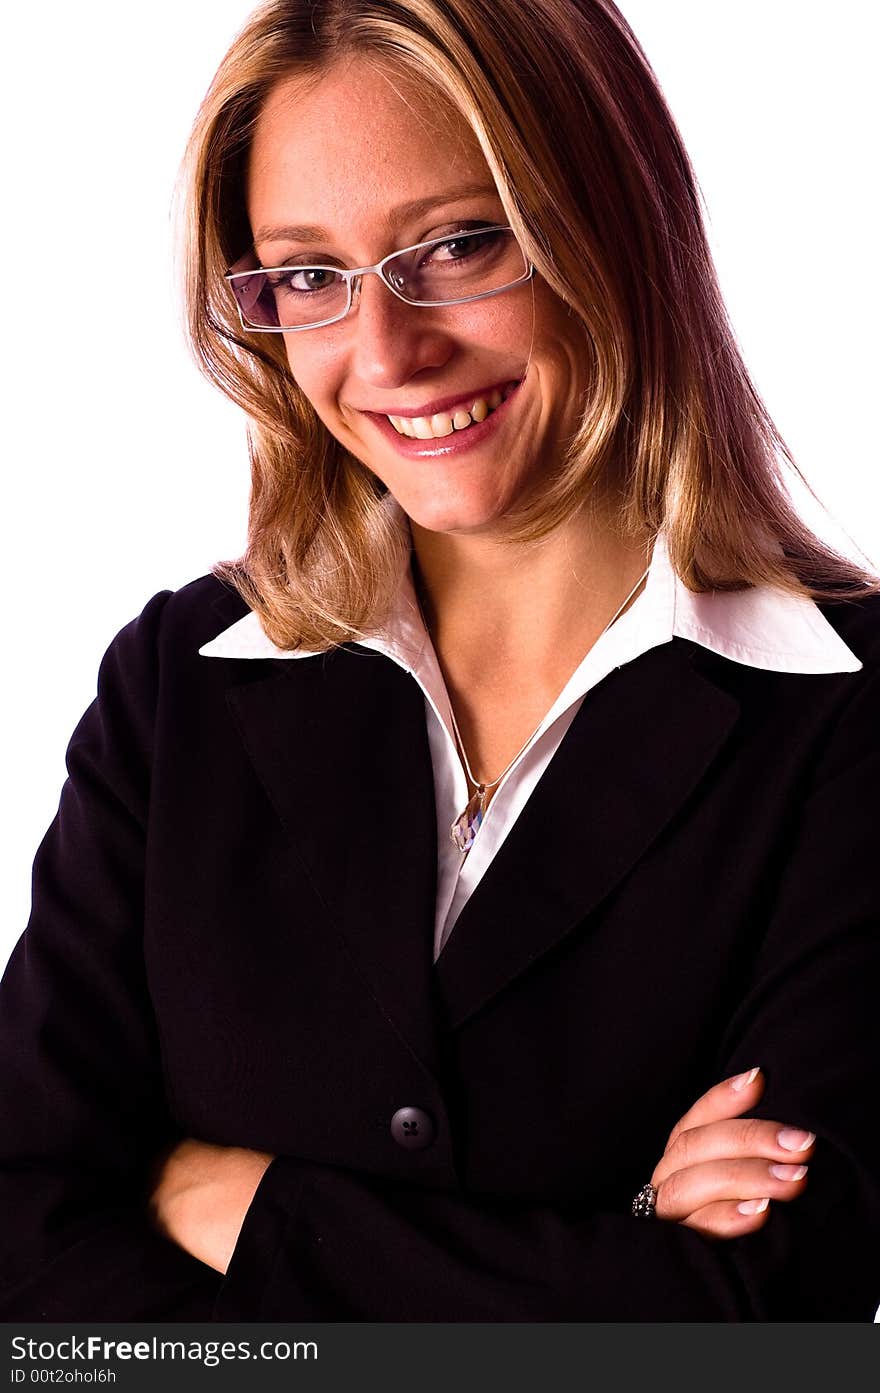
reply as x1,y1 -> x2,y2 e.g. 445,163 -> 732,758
265,267 -> 342,296
422,226 -> 504,262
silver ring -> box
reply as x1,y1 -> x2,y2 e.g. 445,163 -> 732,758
631,1181 -> 657,1218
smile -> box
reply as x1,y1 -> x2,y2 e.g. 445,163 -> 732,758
387,382 -> 520,439
365,379 -> 525,459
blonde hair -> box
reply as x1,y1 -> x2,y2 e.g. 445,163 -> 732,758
178,0 -> 879,650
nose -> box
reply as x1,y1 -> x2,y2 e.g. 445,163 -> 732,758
346,270 -> 453,389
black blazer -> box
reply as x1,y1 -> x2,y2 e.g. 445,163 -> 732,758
2,573 -> 879,1321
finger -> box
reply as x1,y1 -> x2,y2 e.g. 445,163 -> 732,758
666,1068 -> 765,1147
652,1117 -> 816,1188
655,1157 -> 808,1222
677,1198 -> 773,1241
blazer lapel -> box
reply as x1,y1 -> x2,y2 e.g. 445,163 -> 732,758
433,641 -> 741,1029
223,639 -> 442,1077
215,584 -> 740,1053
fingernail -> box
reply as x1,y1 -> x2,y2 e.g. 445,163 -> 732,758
738,1197 -> 770,1215
777,1128 -> 815,1152
770,1163 -> 808,1182
730,1067 -> 761,1092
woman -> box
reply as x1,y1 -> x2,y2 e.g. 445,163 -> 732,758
1,0 -> 879,1321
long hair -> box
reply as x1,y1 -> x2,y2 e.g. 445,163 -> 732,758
177,0 -> 879,651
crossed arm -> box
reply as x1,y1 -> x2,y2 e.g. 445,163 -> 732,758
149,1067 -> 813,1274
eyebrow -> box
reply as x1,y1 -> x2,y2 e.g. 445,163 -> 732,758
252,181 -> 501,248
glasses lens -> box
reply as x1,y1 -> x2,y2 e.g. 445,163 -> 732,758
228,265 -> 349,329
385,227 -> 527,304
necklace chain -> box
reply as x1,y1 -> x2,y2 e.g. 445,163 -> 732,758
445,561 -> 651,796
415,557 -> 652,854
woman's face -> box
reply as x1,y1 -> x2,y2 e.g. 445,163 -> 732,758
246,54 -> 588,537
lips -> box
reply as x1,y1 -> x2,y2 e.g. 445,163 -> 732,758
364,378 -> 524,457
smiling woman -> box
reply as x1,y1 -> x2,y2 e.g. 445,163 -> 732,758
2,0 -> 880,1324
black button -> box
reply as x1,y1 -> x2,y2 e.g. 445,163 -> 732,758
390,1106 -> 435,1150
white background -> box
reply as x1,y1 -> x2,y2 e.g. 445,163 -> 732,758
1,0 -> 878,971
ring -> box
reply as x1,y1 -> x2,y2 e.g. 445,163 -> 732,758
631,1181 -> 657,1218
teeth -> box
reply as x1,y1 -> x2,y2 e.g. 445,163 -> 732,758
430,412 -> 455,437
387,383 -> 517,438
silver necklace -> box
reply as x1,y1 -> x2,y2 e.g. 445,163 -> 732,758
443,563 -> 651,854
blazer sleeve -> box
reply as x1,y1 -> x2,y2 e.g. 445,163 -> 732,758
214,660 -> 880,1323
0,591 -> 223,1320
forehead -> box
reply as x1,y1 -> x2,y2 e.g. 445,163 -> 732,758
247,54 -> 495,237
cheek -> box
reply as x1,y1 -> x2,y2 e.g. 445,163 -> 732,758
450,295 -> 534,350
282,341 -> 338,414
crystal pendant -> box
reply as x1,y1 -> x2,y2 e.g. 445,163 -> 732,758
450,786 -> 486,853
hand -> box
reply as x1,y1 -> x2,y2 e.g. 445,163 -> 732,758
650,1068 -> 815,1239
148,1138 -> 275,1274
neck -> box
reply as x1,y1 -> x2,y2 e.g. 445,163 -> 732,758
410,506 -> 653,684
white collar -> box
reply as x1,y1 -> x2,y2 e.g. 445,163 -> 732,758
199,500 -> 861,677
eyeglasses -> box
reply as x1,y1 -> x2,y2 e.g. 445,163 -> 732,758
224,224 -> 534,332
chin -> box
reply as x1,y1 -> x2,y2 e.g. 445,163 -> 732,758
398,493 -> 513,537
